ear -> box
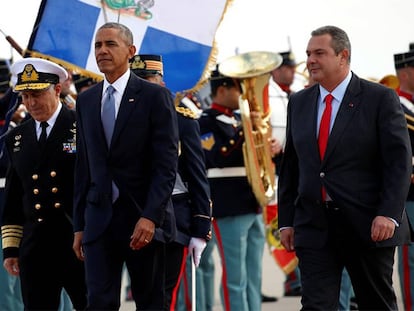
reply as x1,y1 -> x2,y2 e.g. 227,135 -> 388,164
129,45 -> 137,58
216,85 -> 227,97
54,83 -> 62,96
340,49 -> 350,64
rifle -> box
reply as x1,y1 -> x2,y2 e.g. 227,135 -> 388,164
0,29 -> 24,56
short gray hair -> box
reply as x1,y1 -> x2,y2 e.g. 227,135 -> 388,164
311,25 -> 351,63
98,22 -> 134,46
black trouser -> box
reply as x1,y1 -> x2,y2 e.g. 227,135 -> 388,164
296,204 -> 397,311
83,198 -> 166,310
154,241 -> 186,310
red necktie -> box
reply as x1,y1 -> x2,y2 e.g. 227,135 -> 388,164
318,93 -> 333,200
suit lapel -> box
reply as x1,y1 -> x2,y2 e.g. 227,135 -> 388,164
324,74 -> 361,161
110,75 -> 141,148
301,85 -> 321,162
86,83 -> 109,150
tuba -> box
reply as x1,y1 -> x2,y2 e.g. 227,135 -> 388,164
219,51 -> 283,207
379,74 -> 400,90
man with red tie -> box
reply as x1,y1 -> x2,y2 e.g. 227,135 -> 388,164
278,25 -> 412,310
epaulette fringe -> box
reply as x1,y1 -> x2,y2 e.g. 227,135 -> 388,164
176,106 -> 197,119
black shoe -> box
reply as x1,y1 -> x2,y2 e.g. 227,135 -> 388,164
261,293 -> 278,302
284,287 -> 302,297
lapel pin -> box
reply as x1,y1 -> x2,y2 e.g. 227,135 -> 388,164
128,98 -> 135,103
349,103 -> 354,107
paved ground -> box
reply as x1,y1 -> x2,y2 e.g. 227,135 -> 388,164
119,246 -> 404,310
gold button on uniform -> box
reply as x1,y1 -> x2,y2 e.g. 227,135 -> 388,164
54,202 -> 61,208
229,139 -> 235,145
32,174 -> 38,180
33,189 -> 39,195
51,187 -> 58,193
221,146 -> 227,152
50,171 -> 57,177
37,218 -> 43,222
35,204 -> 41,210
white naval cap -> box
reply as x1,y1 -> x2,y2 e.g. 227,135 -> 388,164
11,57 -> 68,92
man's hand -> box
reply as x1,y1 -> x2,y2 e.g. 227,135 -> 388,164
73,231 -> 84,261
270,137 -> 283,157
371,216 -> 395,242
130,217 -> 155,250
3,257 -> 19,276
188,237 -> 207,267
280,227 -> 295,252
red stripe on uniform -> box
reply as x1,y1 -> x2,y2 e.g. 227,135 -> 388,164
170,247 -> 189,311
402,245 -> 412,311
213,219 -> 231,311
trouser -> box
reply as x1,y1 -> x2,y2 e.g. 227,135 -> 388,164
399,200 -> 414,311
175,238 -> 216,311
0,240 -> 23,311
214,213 -> 265,311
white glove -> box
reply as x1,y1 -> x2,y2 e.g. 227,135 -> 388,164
188,237 -> 207,268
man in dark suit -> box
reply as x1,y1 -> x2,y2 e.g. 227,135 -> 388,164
1,57 -> 87,310
278,25 -> 412,310
72,23 -> 179,310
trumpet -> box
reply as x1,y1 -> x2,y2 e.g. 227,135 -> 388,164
219,51 -> 283,207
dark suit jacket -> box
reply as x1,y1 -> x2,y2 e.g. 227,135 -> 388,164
278,73 -> 412,248
73,73 -> 178,243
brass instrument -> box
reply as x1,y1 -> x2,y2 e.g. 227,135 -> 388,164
219,51 -> 283,207
379,74 -> 400,90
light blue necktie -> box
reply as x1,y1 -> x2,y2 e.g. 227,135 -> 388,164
101,85 -> 119,202
102,85 -> 115,146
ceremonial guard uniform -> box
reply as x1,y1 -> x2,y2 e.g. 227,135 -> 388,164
198,68 -> 265,311
168,99 -> 212,308
130,55 -> 212,310
1,58 -> 87,310
395,48 -> 414,311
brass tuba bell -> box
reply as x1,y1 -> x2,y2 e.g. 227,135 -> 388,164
219,51 -> 283,207
379,74 -> 400,90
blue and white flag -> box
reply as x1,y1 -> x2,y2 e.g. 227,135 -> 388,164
27,0 -> 230,94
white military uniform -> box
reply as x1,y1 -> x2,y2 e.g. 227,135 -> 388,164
269,77 -> 289,148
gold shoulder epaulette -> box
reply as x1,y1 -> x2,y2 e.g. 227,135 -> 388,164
176,106 -> 197,119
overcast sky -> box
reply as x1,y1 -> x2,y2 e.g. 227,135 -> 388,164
1,0 -> 413,81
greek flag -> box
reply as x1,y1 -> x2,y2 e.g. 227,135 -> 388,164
27,0 -> 230,93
